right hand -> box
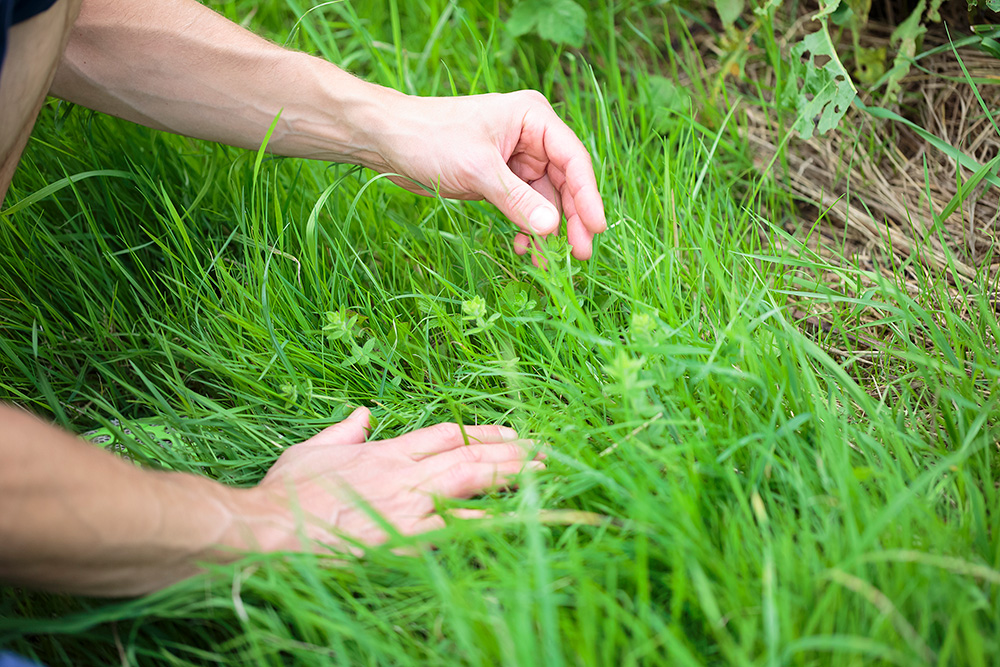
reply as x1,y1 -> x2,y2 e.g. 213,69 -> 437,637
370,90 -> 607,261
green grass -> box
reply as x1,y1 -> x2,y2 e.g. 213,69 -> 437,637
2,1 -> 1000,664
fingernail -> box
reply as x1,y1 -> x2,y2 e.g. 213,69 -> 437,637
526,460 -> 546,472
534,451 -> 548,460
528,206 -> 557,233
498,426 -> 519,441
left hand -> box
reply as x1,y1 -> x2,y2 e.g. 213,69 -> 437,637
374,90 -> 607,260
247,408 -> 544,552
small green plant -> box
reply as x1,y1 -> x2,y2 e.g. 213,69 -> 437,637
461,295 -> 501,334
322,308 -> 382,367
342,337 -> 379,367
279,382 -> 298,403
278,379 -> 313,407
720,0 -> 995,137
629,310 -> 658,343
602,350 -> 658,420
881,0 -> 946,98
321,308 -> 359,342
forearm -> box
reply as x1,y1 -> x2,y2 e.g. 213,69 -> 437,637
44,0 -> 607,252
0,405 -> 257,596
49,0 -> 399,169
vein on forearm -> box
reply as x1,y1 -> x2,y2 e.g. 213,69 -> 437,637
0,407 -> 245,596
50,0 -> 396,168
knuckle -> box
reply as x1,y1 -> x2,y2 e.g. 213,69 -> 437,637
430,422 -> 463,442
503,187 -> 535,217
456,151 -> 487,180
518,89 -> 549,107
456,445 -> 484,463
447,462 -> 477,487
475,425 -> 503,443
504,442 -> 527,459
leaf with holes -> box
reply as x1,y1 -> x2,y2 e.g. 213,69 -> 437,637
788,28 -> 857,139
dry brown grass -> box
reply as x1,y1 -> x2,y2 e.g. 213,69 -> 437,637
708,17 -> 1000,391
745,25 -> 1000,288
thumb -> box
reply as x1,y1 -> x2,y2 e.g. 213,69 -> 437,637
484,161 -> 560,235
314,407 -> 371,444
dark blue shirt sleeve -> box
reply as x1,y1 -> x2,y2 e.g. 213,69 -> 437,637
0,0 -> 61,76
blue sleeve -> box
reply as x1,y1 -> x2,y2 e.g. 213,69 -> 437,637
0,0 -> 14,75
0,652 -> 44,667
0,0 -> 62,76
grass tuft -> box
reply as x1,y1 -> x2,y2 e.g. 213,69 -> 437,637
2,1 -> 1000,664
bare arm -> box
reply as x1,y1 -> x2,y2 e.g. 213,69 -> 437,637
0,405 -> 540,596
50,0 -> 390,166
0,405 -> 248,595
50,0 -> 606,258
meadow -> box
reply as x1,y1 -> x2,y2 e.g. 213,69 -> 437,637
2,1 -> 1000,664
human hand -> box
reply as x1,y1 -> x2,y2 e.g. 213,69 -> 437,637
374,90 -> 607,261
247,407 -> 543,553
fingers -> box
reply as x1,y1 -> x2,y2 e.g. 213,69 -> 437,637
512,232 -> 548,270
562,193 -> 594,261
407,514 -> 446,535
503,93 -> 604,261
510,173 -> 561,264
508,151 -> 549,182
481,157 -> 560,236
402,508 -> 486,537
394,422 -> 520,460
446,507 -> 487,520
427,459 -> 545,498
417,441 -> 542,479
513,232 -> 531,256
308,407 -> 371,445
566,224 -> 592,261
535,111 -> 607,237
515,194 -> 593,261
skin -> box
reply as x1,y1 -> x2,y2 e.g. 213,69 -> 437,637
0,0 -> 82,201
1,405 -> 544,596
0,0 -> 605,596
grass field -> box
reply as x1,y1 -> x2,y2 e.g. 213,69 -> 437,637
3,1 -> 1000,664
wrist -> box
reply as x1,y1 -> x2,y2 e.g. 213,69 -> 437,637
274,52 -> 404,170
223,484 -> 315,555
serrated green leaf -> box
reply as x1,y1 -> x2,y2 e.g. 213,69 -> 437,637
641,76 -> 691,132
830,2 -> 854,26
812,0 -> 843,22
715,0 -> 744,27
789,29 -> 857,139
534,0 -> 586,47
506,0 -> 542,37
